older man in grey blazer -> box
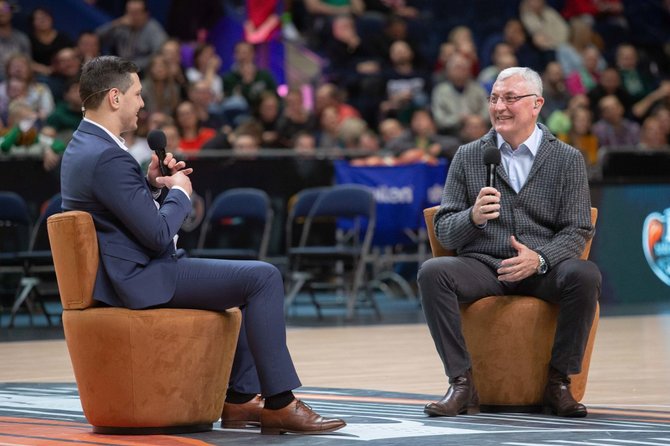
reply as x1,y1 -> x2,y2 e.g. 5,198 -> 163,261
418,67 -> 601,418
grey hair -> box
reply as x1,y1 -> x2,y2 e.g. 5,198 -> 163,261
496,67 -> 543,96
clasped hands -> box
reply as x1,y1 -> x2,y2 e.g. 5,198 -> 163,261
147,152 -> 194,197
472,187 -> 541,282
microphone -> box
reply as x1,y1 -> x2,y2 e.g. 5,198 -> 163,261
147,129 -> 170,177
483,147 -> 501,188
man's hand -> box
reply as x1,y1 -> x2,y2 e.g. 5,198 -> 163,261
147,152 -> 192,189
497,236 -> 540,282
155,170 -> 193,197
471,187 -> 501,226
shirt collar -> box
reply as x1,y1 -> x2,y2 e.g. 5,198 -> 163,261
83,118 -> 128,151
496,124 -> 542,155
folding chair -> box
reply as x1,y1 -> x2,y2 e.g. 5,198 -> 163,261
286,184 -> 379,319
8,193 -> 62,327
0,192 -> 32,323
190,188 -> 273,261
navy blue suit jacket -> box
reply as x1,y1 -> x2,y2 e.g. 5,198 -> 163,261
61,120 -> 191,309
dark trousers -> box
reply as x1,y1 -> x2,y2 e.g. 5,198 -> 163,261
165,258 -> 301,397
417,256 -> 601,379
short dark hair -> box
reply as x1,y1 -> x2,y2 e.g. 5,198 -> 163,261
79,56 -> 138,111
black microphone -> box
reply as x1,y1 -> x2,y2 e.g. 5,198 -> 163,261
483,147 -> 501,188
147,129 -> 170,177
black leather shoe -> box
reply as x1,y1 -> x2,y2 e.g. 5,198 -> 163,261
424,369 -> 480,417
543,367 -> 587,417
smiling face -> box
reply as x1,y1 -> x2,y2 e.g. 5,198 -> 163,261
489,73 -> 543,147
118,73 -> 144,133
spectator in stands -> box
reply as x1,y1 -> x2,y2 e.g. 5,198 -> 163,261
159,38 -> 188,95
614,43 -> 658,104
276,87 -> 317,148
631,81 -> 670,124
592,95 -> 640,148
44,78 -> 82,140
379,40 -> 430,124
387,108 -> 451,162
96,0 -> 167,73
587,67 -> 634,121
501,18 -> 545,72
447,26 -> 480,76
378,117 -> 405,151
223,41 -> 278,111
541,61 -> 570,121
561,0 -> 629,60
478,43 -> 518,94
28,7 -> 73,78
141,54 -> 181,116
174,100 -> 216,152
231,120 -> 263,156
519,0 -> 569,54
557,106 -> 599,167
0,0 -> 30,81
650,106 -> 670,142
432,41 -> 456,84
556,17 -> 605,77
458,114 -> 490,145
76,31 -> 101,65
187,79 -> 225,131
565,45 -> 603,96
314,82 -> 360,122
251,90 -> 282,148
368,14 -> 425,69
338,116 -> 368,150
45,47 -> 82,103
0,99 -> 65,171
0,53 -> 54,123
431,52 -> 489,136
316,105 -> 342,149
324,14 -> 384,124
186,43 -> 224,104
638,115 -> 670,151
546,93 -> 590,136
302,0 -> 365,47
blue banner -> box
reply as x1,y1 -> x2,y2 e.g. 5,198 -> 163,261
335,160 -> 449,246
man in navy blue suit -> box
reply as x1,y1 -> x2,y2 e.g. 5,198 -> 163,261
60,55 -> 345,435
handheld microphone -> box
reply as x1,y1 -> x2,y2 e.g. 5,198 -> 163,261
483,147 -> 501,188
147,129 -> 170,177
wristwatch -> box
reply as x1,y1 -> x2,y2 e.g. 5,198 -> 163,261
537,254 -> 548,275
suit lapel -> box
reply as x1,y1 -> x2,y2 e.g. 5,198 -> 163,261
525,124 -> 555,186
481,129 -> 512,190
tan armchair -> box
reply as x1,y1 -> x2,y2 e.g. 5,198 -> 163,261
47,211 -> 241,434
422,206 -> 599,411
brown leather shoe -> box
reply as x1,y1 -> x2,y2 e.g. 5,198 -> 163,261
424,369 -> 480,417
543,367 -> 587,417
221,395 -> 264,428
260,399 -> 346,435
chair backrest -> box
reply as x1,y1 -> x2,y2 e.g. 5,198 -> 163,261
0,191 -> 32,254
422,206 -> 598,260
285,186 -> 329,253
28,193 -> 62,252
298,184 -> 376,251
46,211 -> 99,310
196,188 -> 274,259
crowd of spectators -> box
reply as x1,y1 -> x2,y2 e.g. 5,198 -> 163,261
1,0 -> 670,178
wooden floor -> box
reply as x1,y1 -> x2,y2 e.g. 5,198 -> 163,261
1,313 -> 669,408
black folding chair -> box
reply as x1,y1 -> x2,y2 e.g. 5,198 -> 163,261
0,192 -> 32,323
8,193 -> 62,327
190,188 -> 273,261
285,184 -> 379,319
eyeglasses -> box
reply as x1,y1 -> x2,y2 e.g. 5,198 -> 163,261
488,93 -> 538,105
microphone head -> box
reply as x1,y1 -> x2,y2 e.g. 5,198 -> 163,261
147,129 -> 167,152
483,146 -> 501,165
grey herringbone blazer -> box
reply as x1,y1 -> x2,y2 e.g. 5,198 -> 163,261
434,123 -> 594,272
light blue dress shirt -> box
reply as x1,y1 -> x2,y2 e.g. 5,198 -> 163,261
497,125 -> 542,193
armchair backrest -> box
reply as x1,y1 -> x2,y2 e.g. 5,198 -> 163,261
47,211 -> 99,310
423,206 -> 598,260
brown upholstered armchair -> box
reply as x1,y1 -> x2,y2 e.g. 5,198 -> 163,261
47,211 -> 241,434
422,206 -> 599,411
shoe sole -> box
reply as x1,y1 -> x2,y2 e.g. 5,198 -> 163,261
260,423 -> 347,435
542,406 -> 588,418
221,420 -> 261,428
424,405 -> 480,417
